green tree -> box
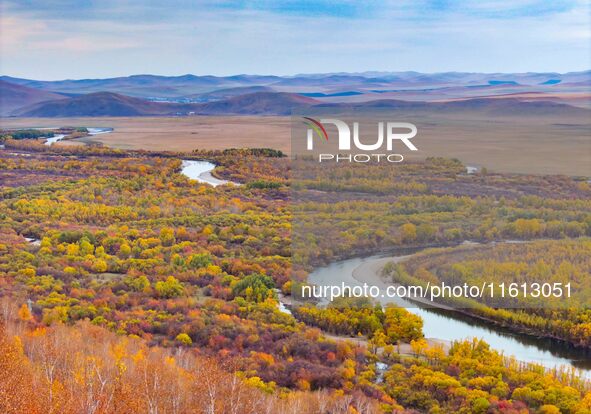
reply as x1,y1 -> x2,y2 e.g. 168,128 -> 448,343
175,333 -> 192,345
400,223 -> 417,243
155,276 -> 184,298
232,273 -> 274,302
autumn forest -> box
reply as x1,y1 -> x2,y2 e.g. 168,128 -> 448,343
0,132 -> 590,414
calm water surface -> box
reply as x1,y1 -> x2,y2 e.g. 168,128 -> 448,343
181,160 -> 239,187
308,252 -> 591,378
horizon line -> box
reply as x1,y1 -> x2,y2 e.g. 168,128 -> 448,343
2,69 -> 590,83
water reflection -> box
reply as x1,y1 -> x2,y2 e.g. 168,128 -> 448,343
307,250 -> 591,377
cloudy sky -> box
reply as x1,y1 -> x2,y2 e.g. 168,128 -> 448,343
0,0 -> 589,79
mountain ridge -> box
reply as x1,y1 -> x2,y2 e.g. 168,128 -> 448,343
0,80 -> 68,116
2,70 -> 588,100
9,88 -> 589,118
11,91 -> 319,117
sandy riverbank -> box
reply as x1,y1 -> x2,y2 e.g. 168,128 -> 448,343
350,255 -> 456,311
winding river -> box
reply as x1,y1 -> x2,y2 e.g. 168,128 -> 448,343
177,157 -> 591,377
28,127 -> 232,188
44,134 -> 66,146
87,127 -> 113,136
11,127 -> 590,378
45,127 -> 113,146
23,127 -> 232,188
308,250 -> 591,379
181,160 -> 239,187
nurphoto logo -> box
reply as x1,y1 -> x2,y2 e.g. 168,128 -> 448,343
303,117 -> 418,163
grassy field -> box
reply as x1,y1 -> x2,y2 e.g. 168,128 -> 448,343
1,113 -> 589,176
0,116 -> 292,152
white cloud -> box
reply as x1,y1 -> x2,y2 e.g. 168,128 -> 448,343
0,0 -> 589,79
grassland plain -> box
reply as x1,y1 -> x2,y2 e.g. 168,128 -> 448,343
1,111 -> 590,176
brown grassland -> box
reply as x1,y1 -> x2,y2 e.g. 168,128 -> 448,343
1,113 -> 589,176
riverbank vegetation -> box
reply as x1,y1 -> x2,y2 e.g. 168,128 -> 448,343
292,157 -> 590,268
0,127 -> 89,143
293,298 -> 423,344
384,239 -> 591,347
0,141 -> 590,413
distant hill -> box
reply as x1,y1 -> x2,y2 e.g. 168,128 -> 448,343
10,86 -> 590,118
0,80 -> 67,116
320,97 -> 591,117
272,75 -> 391,87
13,92 -> 194,117
185,85 -> 275,102
193,92 -> 318,115
433,98 -> 590,116
12,91 -> 319,117
0,74 -> 283,99
2,71 -> 588,101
